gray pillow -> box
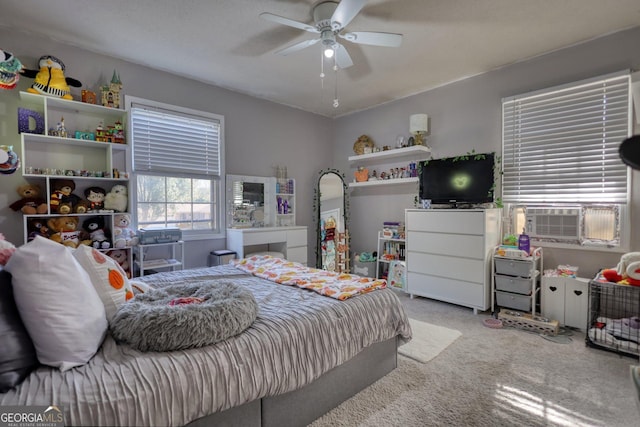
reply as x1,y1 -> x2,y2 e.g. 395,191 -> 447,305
0,270 -> 38,392
111,281 -> 258,352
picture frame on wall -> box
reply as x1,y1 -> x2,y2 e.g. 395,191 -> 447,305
387,260 -> 406,289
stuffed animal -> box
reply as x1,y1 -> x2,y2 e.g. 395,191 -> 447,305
602,252 -> 640,287
0,49 -> 22,90
82,216 -> 111,249
27,218 -> 50,241
104,184 -> 128,212
9,184 -> 48,214
113,213 -> 138,248
106,249 -> 131,278
84,186 -> 107,212
50,179 -> 88,214
20,55 -> 81,100
0,144 -> 20,175
47,216 -> 92,248
0,233 -> 16,266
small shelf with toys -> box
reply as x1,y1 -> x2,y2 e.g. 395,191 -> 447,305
348,145 -> 430,189
375,222 -> 406,288
348,145 -> 431,166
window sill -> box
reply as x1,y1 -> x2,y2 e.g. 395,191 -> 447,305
532,240 -> 628,254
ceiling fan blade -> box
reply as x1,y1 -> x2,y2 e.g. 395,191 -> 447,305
334,43 -> 354,69
275,38 -> 320,56
340,31 -> 403,47
260,12 -> 319,33
331,0 -> 366,30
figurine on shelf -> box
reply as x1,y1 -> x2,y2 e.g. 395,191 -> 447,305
95,121 -> 106,142
81,89 -> 96,104
112,120 -> 125,143
101,70 -> 122,108
354,167 -> 369,182
56,116 -> 67,138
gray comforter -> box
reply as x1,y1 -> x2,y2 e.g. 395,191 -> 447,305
0,265 -> 412,426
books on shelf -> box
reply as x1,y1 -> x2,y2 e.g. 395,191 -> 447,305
381,240 -> 405,261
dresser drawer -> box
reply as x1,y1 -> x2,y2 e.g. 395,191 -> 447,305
407,252 -> 484,284
286,246 -> 307,265
407,231 -> 484,259
406,210 -> 484,235
243,230 -> 283,246
286,228 -> 307,247
407,272 -> 487,310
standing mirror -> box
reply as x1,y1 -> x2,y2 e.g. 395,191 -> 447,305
314,169 -> 350,272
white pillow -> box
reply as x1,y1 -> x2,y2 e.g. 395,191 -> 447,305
73,245 -> 133,324
5,236 -> 107,371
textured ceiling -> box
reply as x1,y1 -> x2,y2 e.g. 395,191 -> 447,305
2,0 -> 640,118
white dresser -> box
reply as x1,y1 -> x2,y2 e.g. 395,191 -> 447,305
405,209 -> 501,314
226,226 -> 308,265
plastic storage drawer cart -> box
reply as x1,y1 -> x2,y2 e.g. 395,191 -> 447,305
586,278 -> 640,358
491,247 -> 542,316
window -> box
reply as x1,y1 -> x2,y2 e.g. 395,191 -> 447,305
127,97 -> 224,237
502,71 -> 631,249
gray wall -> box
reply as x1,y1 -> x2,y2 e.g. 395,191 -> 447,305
0,29 -> 332,267
333,26 -> 640,279
1,26 -> 639,278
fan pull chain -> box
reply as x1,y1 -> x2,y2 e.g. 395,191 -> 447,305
320,50 -> 326,105
333,55 -> 339,108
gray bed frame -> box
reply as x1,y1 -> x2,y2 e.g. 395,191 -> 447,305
187,337 -> 398,427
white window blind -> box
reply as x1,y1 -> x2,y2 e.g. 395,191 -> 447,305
502,72 -> 630,204
131,104 -> 221,176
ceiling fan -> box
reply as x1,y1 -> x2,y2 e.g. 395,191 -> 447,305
260,0 -> 403,69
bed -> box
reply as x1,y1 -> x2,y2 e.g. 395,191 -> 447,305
0,250 -> 412,427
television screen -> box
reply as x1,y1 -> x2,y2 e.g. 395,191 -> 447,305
419,153 -> 495,205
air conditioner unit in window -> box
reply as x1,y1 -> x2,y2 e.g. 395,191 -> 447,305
524,207 -> 581,240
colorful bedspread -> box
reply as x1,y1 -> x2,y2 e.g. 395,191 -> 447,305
232,255 -> 387,300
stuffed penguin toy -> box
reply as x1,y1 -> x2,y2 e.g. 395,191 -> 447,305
21,55 -> 81,99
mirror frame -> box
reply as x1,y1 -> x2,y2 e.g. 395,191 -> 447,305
313,168 -> 349,269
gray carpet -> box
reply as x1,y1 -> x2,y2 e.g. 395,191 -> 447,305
310,291 -> 639,427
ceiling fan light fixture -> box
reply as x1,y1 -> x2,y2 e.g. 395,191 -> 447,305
260,0 -> 402,109
324,46 -> 335,58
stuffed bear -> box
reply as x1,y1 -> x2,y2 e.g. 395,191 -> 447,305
0,233 -> 16,266
27,218 -> 50,241
9,184 -> 48,214
113,213 -> 138,248
82,216 -> 111,249
47,216 -> 91,248
50,179 -> 88,214
84,186 -> 107,212
104,184 -> 128,212
106,249 -> 131,278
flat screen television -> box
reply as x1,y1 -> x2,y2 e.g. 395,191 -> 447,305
419,153 -> 495,206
